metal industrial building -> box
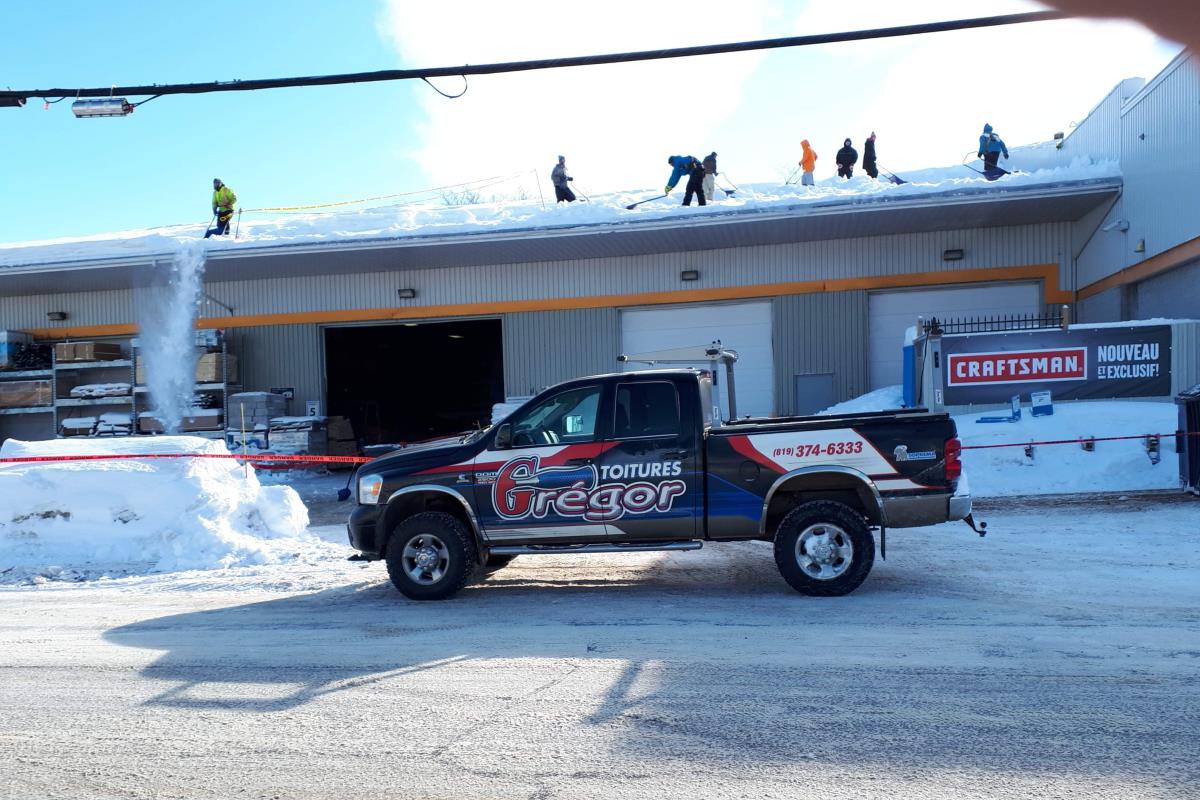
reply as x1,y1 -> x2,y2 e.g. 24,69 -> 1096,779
1,51 -> 1196,445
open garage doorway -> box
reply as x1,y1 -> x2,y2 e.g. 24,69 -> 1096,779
324,318 -> 504,445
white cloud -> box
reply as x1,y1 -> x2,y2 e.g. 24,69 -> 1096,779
378,1 -> 1180,194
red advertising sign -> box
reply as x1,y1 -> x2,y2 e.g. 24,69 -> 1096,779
947,347 -> 1088,386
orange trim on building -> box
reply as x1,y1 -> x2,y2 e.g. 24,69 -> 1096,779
28,263 -> 1068,340
1077,235 -> 1200,300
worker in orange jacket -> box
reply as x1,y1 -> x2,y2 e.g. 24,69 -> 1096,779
799,140 -> 818,185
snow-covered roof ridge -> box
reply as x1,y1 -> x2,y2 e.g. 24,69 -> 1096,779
0,144 -> 1120,271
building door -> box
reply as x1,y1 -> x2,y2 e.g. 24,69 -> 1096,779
868,283 -> 1041,390
793,372 -> 835,416
620,301 -> 774,418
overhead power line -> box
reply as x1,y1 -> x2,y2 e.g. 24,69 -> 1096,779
0,11 -> 1066,105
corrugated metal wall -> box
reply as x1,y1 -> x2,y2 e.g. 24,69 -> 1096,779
0,222 -> 1073,332
1075,52 -> 1200,300
1133,258 -> 1200,321
502,308 -> 619,397
773,292 -> 869,410
1119,53 -> 1200,270
232,324 -> 324,415
1170,321 -> 1200,396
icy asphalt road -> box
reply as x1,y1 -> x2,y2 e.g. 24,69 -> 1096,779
1,494 -> 1198,800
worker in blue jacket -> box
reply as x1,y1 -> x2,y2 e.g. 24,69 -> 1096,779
977,123 -> 1009,180
665,155 -> 707,206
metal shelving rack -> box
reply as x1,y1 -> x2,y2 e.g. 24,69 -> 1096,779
131,333 -> 238,436
52,348 -> 136,437
0,367 -> 55,419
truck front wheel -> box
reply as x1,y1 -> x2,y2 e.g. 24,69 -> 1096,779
385,511 -> 479,600
773,501 -> 875,597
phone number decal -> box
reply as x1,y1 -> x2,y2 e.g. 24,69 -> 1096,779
772,441 -> 864,458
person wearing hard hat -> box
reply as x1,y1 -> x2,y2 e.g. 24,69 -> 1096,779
205,178 -> 237,238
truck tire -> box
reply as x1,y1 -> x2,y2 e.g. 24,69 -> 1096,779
385,511 -> 479,600
484,554 -> 517,572
773,500 -> 875,597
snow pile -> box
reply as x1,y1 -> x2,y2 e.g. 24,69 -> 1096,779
820,388 -> 1179,497
0,144 -> 1119,269
0,436 -> 311,582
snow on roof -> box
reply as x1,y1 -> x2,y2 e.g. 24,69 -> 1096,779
0,143 -> 1119,270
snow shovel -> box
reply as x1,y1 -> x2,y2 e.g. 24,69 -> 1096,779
201,213 -> 216,238
717,174 -> 739,197
783,166 -> 800,185
878,165 -> 906,185
572,183 -> 590,202
625,193 -> 668,210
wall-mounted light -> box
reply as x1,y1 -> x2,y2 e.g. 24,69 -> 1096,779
680,269 -> 700,281
397,288 -> 417,299
1134,238 -> 1146,253
71,98 -> 134,118
942,249 -> 965,261
1101,219 -> 1130,232
46,311 -> 68,321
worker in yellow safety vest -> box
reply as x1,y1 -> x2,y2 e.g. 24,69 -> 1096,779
205,178 -> 238,238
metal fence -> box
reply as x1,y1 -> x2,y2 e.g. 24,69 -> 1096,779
920,309 -> 1068,336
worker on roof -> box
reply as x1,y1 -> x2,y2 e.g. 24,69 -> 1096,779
205,178 -> 237,239
799,140 -> 817,185
977,123 -> 1010,181
665,155 -> 707,207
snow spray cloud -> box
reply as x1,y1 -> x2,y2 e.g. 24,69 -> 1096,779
137,242 -> 207,434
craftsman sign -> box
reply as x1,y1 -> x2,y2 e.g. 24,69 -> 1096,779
940,325 -> 1171,404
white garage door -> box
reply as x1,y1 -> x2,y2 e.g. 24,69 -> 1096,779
869,283 -> 1042,389
621,301 -> 774,418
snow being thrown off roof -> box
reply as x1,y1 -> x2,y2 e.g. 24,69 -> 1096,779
0,142 -> 1119,269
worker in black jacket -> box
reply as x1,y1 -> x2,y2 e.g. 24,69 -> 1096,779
836,138 -> 858,179
862,133 -> 878,179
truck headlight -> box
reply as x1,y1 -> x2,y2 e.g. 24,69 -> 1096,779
358,474 -> 384,505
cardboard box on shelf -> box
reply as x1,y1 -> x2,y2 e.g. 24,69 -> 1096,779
60,417 -> 97,436
225,429 -> 270,452
57,341 -> 124,363
0,379 -> 52,408
196,353 -> 237,383
137,410 -> 224,433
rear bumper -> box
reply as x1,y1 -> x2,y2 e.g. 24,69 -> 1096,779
881,485 -> 971,528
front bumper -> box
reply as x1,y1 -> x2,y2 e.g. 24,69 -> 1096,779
347,504 -> 383,556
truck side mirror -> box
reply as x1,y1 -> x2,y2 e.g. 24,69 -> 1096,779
494,423 -> 513,449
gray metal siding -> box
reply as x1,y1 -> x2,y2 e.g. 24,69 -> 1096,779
1120,53 -> 1200,268
502,308 -> 619,397
230,324 -> 324,416
1133,258 -> 1200,321
0,223 -> 1072,332
1171,321 -> 1200,396
773,292 -> 868,412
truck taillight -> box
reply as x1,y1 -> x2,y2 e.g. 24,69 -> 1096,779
944,437 -> 962,482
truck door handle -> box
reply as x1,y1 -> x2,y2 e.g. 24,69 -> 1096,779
661,451 -> 687,460
565,457 -> 593,466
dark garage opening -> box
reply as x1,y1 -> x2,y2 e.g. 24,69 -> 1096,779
324,319 -> 504,445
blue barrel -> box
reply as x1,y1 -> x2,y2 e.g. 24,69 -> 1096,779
902,344 -> 915,407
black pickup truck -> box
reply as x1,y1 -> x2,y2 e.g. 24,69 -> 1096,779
348,369 -> 973,600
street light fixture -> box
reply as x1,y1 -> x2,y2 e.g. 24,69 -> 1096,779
71,98 -> 134,118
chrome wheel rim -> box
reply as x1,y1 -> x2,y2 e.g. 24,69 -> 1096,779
795,523 -> 854,581
401,533 -> 451,585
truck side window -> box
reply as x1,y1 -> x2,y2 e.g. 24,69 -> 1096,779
509,385 -> 601,447
615,382 -> 680,439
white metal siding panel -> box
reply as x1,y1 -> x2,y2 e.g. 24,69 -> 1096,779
502,308 -> 619,397
620,301 -> 773,418
774,292 -> 868,412
1121,53 -> 1200,273
868,283 -> 1042,389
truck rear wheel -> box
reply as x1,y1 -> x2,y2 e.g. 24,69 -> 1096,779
385,511 -> 478,601
773,500 -> 875,597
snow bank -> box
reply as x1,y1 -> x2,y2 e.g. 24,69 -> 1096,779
0,144 -> 1119,269
0,436 -> 311,581
821,387 -> 1179,497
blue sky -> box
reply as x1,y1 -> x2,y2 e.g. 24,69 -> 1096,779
1,1 -> 1180,244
